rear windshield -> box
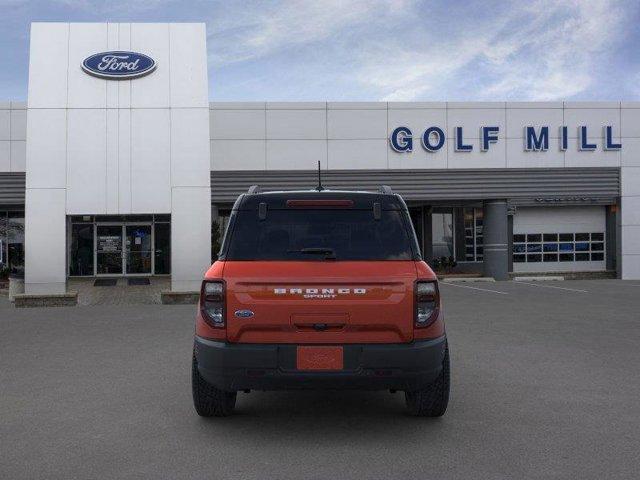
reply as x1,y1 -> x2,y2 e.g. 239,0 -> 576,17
224,209 -> 416,261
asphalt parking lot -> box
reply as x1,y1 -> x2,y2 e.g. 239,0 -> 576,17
1,279 -> 640,480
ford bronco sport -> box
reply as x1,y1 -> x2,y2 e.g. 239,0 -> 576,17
192,185 -> 449,417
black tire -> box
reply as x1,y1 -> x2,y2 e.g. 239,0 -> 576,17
404,343 -> 450,417
192,353 -> 237,417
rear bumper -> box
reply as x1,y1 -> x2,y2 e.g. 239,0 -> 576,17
194,335 -> 447,392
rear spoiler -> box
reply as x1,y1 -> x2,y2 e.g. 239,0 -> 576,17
246,184 -> 394,195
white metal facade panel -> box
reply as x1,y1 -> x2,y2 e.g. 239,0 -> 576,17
25,109 -> 67,188
171,108 -> 211,187
169,23 -> 209,108
328,139 -> 387,169
211,140 -> 265,170
67,23 -> 108,109
327,109 -> 387,139
27,23 -> 68,108
130,23 -> 171,109
210,109 -> 265,140
66,108 -> 107,214
0,103 -> 27,172
0,141 -> 9,171
130,108 -> 171,213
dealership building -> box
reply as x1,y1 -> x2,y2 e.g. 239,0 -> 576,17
1,22 -> 640,297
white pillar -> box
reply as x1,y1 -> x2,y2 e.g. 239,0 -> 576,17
24,189 -> 66,294
620,166 -> 640,279
171,187 -> 211,292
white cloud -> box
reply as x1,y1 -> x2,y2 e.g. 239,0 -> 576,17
358,0 -> 627,101
208,0 -> 414,66
208,0 -> 629,101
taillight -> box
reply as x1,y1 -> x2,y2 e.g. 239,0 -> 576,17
200,280 -> 225,328
415,280 -> 439,328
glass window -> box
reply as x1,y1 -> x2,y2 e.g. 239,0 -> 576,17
432,211 -> 454,259
559,243 -> 573,252
463,208 -> 474,261
226,209 -> 416,261
96,215 -> 125,223
474,208 -> 483,261
70,215 -> 94,223
527,254 -> 542,262
462,207 -> 483,262
575,242 -> 589,251
0,212 -> 7,274
513,231 -> 605,266
154,223 -> 171,274
125,225 -> 152,275
69,224 -> 94,276
7,212 -> 25,274
96,225 -> 123,275
514,254 -> 526,263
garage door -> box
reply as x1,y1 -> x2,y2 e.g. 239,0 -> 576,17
513,206 -> 606,273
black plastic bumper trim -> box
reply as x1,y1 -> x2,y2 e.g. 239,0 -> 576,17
194,335 -> 447,392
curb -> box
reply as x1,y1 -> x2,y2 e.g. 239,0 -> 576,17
514,276 -> 565,282
441,277 -> 496,283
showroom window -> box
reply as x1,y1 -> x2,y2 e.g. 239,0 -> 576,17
432,209 -> 454,258
513,232 -> 605,263
0,211 -> 25,275
463,208 -> 484,262
68,214 -> 171,276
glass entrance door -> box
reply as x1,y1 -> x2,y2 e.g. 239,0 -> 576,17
96,225 -> 124,275
125,225 -> 152,275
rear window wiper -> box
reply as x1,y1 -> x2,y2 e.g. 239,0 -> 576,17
287,247 -> 337,259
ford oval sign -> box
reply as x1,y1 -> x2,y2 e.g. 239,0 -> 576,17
234,310 -> 255,318
82,51 -> 156,80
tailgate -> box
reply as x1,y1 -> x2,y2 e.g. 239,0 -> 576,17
223,261 -> 417,344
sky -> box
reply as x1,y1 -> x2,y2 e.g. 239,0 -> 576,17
1,0 -> 639,102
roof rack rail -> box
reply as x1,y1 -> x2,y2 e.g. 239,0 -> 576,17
379,185 -> 393,195
247,185 -> 261,194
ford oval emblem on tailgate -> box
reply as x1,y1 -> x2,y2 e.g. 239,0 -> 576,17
234,310 -> 254,318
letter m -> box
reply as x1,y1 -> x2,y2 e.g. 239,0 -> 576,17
525,126 -> 549,151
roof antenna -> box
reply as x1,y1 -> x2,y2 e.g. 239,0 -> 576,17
316,160 -> 324,191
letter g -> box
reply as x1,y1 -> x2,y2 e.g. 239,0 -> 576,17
390,126 -> 413,152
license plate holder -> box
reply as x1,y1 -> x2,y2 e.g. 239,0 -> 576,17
296,346 -> 344,371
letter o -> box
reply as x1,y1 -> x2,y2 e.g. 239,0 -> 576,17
422,127 -> 445,152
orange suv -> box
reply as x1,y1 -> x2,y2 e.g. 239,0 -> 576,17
192,186 -> 449,416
